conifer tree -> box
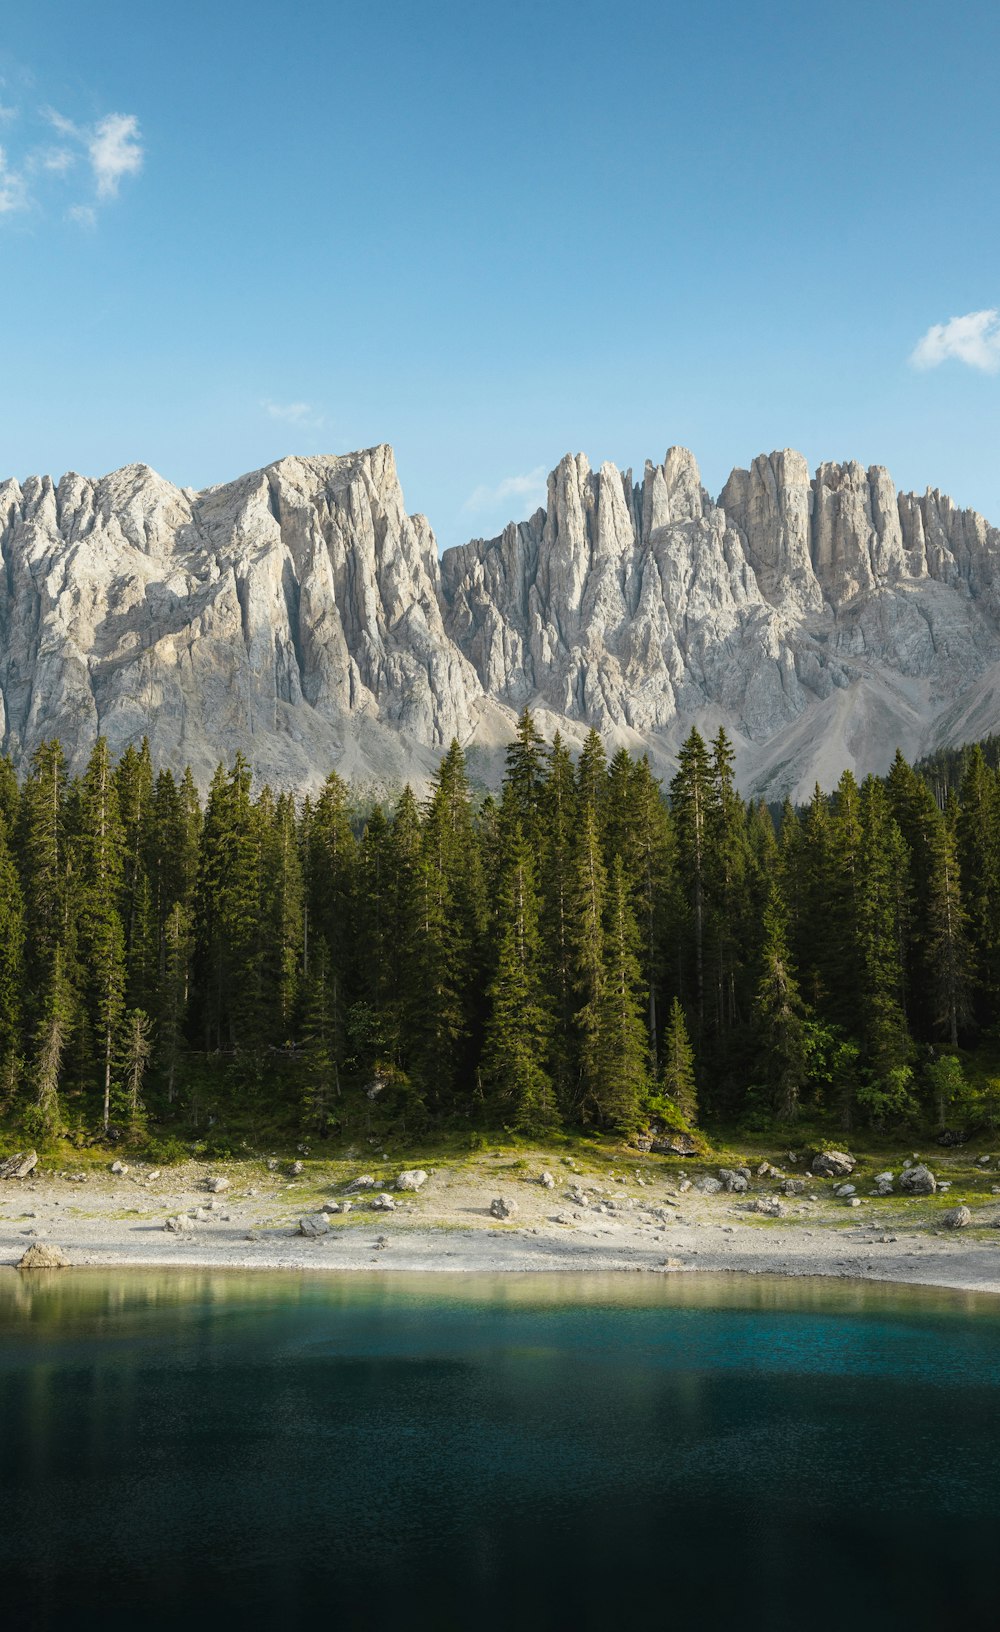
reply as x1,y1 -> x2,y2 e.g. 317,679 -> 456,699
569,800 -> 607,1119
593,857 -> 650,1130
539,734 -> 578,1107
480,824 -> 555,1130
670,728 -> 713,1031
77,739 -> 128,1130
659,997 -> 698,1125
753,884 -> 810,1120
0,822 -> 24,1107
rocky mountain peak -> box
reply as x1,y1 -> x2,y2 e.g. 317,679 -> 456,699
1,440 -> 999,802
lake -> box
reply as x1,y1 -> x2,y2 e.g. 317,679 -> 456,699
2,1269 -> 999,1630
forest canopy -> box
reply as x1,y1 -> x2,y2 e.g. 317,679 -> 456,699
0,715 -> 997,1149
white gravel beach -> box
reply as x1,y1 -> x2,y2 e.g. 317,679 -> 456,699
3,1147 -> 1000,1296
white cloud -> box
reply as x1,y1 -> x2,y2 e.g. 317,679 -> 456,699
39,146 -> 76,174
0,146 -> 27,215
463,466 -> 548,516
0,103 -> 17,124
40,105 -> 143,215
262,399 -> 326,429
67,203 -> 96,229
88,112 -> 142,199
911,308 -> 1000,374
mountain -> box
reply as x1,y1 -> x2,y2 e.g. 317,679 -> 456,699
1,442 -> 999,800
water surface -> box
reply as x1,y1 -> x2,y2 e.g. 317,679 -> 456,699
2,1270 -> 999,1630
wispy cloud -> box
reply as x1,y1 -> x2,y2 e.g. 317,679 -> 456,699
911,308 -> 1000,374
44,107 -> 144,200
262,399 -> 326,430
0,146 -> 28,215
0,96 -> 143,228
463,466 -> 548,516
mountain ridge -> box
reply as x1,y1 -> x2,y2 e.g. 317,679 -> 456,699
1,441 -> 998,801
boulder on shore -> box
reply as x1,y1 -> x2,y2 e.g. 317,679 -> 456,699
206,1176 -> 230,1193
298,1214 -> 330,1237
942,1205 -> 972,1229
164,1213 -> 197,1232
490,1196 -> 519,1220
899,1164 -> 937,1196
395,1170 -> 428,1192
651,1132 -> 697,1157
17,1242 -> 68,1269
812,1150 -> 855,1177
0,1150 -> 38,1180
372,1193 -> 396,1211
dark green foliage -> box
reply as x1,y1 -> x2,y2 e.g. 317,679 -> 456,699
3,724 -> 1000,1142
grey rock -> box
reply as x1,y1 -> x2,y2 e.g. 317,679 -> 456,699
695,1177 -> 724,1195
346,1174 -> 376,1192
834,1183 -> 857,1197
942,1205 -> 972,1229
288,1161 -> 305,1177
540,1171 -> 555,1188
395,1169 -> 428,1192
783,1178 -> 806,1196
718,1169 -> 749,1194
812,1150 -> 855,1177
0,1150 -> 38,1180
164,1213 -> 196,1232
206,1176 -> 230,1193
490,1196 -> 519,1219
17,1242 -> 68,1269
899,1164 -> 937,1195
371,1193 -> 396,1211
109,1160 -> 129,1175
872,1180 -> 894,1196
298,1214 -> 330,1236
320,1201 -> 341,1215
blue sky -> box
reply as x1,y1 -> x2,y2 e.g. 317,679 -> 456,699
1,0 -> 999,550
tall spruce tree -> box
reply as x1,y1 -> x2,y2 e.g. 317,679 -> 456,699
480,824 -> 555,1130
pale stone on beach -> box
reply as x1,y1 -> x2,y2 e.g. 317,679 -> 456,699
490,1196 -> 519,1219
395,1170 -> 428,1191
17,1242 -> 68,1269
298,1214 -> 330,1236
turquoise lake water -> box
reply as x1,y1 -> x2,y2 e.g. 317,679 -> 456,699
2,1270 -> 999,1630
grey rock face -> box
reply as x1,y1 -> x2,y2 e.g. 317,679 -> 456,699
490,1196 -> 519,1219
942,1205 -> 972,1228
5,442 -> 1000,803
298,1214 -> 331,1236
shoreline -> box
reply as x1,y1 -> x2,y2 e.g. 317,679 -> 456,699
3,1148 -> 1000,1297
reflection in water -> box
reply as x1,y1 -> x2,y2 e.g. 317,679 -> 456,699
2,1270 -> 1000,1632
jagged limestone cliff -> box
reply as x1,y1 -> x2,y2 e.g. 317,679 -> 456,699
1,441 -> 998,800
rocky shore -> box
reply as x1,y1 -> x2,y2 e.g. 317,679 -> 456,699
2,1142 -> 1000,1294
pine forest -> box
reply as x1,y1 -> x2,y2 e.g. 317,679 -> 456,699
1,713 -> 998,1154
